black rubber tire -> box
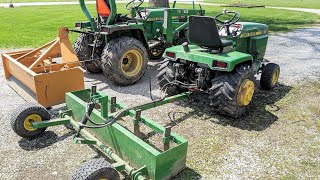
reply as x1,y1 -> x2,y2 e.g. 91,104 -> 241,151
71,158 -> 120,180
156,59 -> 188,96
74,34 -> 102,73
11,103 -> 50,138
209,65 -> 254,117
148,47 -> 164,60
260,63 -> 280,90
101,37 -> 148,86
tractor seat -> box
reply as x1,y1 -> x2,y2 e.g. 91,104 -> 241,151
189,16 -> 233,50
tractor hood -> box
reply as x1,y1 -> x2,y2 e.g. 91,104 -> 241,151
163,45 -> 253,72
238,22 -> 268,38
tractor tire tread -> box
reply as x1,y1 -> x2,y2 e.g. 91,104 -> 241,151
74,34 -> 102,73
260,63 -> 280,90
11,102 -> 50,138
156,59 -> 187,96
101,36 -> 148,86
209,65 -> 254,117
71,158 -> 119,180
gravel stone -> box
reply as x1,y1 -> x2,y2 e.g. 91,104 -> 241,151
0,28 -> 320,179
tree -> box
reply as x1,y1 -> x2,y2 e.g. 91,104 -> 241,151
149,0 -> 169,8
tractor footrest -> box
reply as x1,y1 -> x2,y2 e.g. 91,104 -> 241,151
73,137 -> 97,145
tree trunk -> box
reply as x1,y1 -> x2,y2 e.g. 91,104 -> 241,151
149,0 -> 169,7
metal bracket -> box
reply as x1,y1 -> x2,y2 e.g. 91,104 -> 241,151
163,126 -> 172,151
73,137 -> 97,145
131,165 -> 147,180
32,117 -> 71,129
110,97 -> 117,113
112,162 -> 126,171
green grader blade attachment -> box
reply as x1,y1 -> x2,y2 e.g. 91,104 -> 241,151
29,87 -> 190,180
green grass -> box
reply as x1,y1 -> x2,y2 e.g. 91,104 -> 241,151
205,0 -> 320,9
0,0 -> 79,2
0,4 -> 320,48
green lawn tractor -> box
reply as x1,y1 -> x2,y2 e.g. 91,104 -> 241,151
157,10 -> 280,117
73,0 -> 204,85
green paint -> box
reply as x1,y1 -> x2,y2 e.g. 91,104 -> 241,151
31,117 -> 70,129
164,22 -> 269,72
56,89 -> 190,179
77,1 -> 204,50
165,45 -> 253,71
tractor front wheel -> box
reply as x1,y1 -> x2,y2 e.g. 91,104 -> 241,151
157,60 -> 188,96
71,158 -> 120,180
260,63 -> 280,90
101,37 -> 148,86
11,103 -> 50,138
74,34 -> 102,73
209,65 -> 255,117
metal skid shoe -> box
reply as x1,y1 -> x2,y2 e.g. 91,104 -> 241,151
11,85 -> 191,180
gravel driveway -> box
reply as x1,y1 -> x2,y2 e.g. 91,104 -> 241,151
0,27 -> 319,179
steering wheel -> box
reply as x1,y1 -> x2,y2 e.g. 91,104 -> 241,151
214,9 -> 240,26
214,9 -> 240,36
126,0 -> 144,10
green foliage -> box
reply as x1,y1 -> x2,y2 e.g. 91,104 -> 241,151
0,4 -> 319,48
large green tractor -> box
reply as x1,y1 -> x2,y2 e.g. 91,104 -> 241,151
73,0 -> 204,85
157,10 -> 280,117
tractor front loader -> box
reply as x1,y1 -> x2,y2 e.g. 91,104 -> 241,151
73,0 -> 205,85
2,27 -> 84,108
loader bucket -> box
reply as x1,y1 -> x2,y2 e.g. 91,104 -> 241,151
1,27 -> 84,108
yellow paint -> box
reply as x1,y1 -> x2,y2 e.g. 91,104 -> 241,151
121,49 -> 143,77
23,114 -> 42,131
240,31 -> 267,38
237,79 -> 255,106
272,68 -> 280,85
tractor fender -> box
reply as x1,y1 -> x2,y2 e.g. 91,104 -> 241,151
103,26 -> 149,50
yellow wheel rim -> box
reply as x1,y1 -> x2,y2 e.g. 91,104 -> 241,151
23,114 -> 42,131
121,49 -> 143,77
271,68 -> 280,85
237,79 -> 255,106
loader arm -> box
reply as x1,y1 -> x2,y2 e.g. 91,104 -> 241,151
79,0 -> 118,32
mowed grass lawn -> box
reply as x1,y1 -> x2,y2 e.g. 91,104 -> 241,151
0,3 -> 320,48
205,0 -> 320,9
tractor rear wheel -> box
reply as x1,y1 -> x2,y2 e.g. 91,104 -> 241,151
156,59 -> 188,95
209,65 -> 255,117
101,37 -> 148,85
74,34 -> 102,73
260,63 -> 280,90
71,158 -> 120,180
11,103 -> 50,138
